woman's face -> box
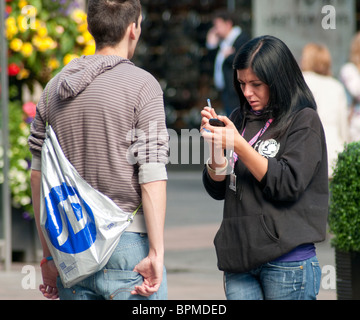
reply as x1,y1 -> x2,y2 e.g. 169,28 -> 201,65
237,68 -> 270,112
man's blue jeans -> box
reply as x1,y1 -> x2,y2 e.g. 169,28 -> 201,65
57,232 -> 167,300
224,256 -> 321,300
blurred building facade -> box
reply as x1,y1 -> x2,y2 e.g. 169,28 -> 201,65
132,0 -> 359,131
133,0 -> 253,130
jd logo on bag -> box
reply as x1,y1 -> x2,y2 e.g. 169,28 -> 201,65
45,183 -> 96,254
40,126 -> 140,288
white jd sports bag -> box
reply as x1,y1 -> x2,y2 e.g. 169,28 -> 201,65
40,125 -> 141,288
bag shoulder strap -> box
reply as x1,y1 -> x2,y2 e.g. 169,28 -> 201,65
43,80 -> 141,220
129,203 -> 142,222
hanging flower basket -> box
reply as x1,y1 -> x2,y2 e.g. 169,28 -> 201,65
1,0 -> 95,219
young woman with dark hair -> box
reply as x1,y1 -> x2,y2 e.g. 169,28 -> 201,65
231,35 -> 317,138
201,35 -> 329,300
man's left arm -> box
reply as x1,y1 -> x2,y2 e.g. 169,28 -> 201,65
30,169 -> 59,299
131,180 -> 166,297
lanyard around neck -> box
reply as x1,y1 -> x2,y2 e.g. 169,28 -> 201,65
242,118 -> 274,147
230,118 -> 274,170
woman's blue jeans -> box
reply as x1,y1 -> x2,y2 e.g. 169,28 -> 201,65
57,232 -> 168,300
224,256 -> 321,300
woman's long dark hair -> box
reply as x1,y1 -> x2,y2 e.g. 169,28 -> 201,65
232,35 -> 317,138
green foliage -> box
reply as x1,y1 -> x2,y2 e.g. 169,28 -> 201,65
8,98 -> 32,214
329,142 -> 360,252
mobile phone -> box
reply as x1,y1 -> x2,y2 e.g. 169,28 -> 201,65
207,99 -> 225,127
209,118 -> 226,127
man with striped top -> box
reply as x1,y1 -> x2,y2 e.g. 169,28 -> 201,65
29,0 -> 169,300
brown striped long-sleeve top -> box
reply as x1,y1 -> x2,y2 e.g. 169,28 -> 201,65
29,55 -> 169,233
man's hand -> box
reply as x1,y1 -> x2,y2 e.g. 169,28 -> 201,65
39,261 -> 59,300
131,255 -> 163,297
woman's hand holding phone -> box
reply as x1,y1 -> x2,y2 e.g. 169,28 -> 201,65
200,102 -> 235,181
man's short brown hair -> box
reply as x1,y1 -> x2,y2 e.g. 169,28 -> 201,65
87,0 -> 141,51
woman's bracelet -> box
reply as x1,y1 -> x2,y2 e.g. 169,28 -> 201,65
206,157 -> 228,174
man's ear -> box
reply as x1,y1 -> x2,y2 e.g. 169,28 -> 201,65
129,22 -> 136,40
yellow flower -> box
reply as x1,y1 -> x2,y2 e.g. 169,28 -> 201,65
64,54 -> 79,65
71,9 -> 87,24
21,42 -> 33,57
83,41 -> 96,56
18,0 -> 28,10
6,17 -> 16,26
32,35 -> 57,52
6,25 -> 18,40
32,34 -> 40,46
5,17 -> 18,40
17,16 -> 28,33
17,69 -> 30,80
34,19 -> 41,30
10,38 -> 23,52
76,29 -> 94,45
83,30 -> 94,44
37,25 -> 48,38
77,22 -> 88,33
48,58 -> 60,70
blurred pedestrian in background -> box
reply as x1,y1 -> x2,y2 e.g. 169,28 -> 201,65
302,43 -> 349,178
206,10 -> 249,116
201,35 -> 328,300
340,32 -> 360,142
